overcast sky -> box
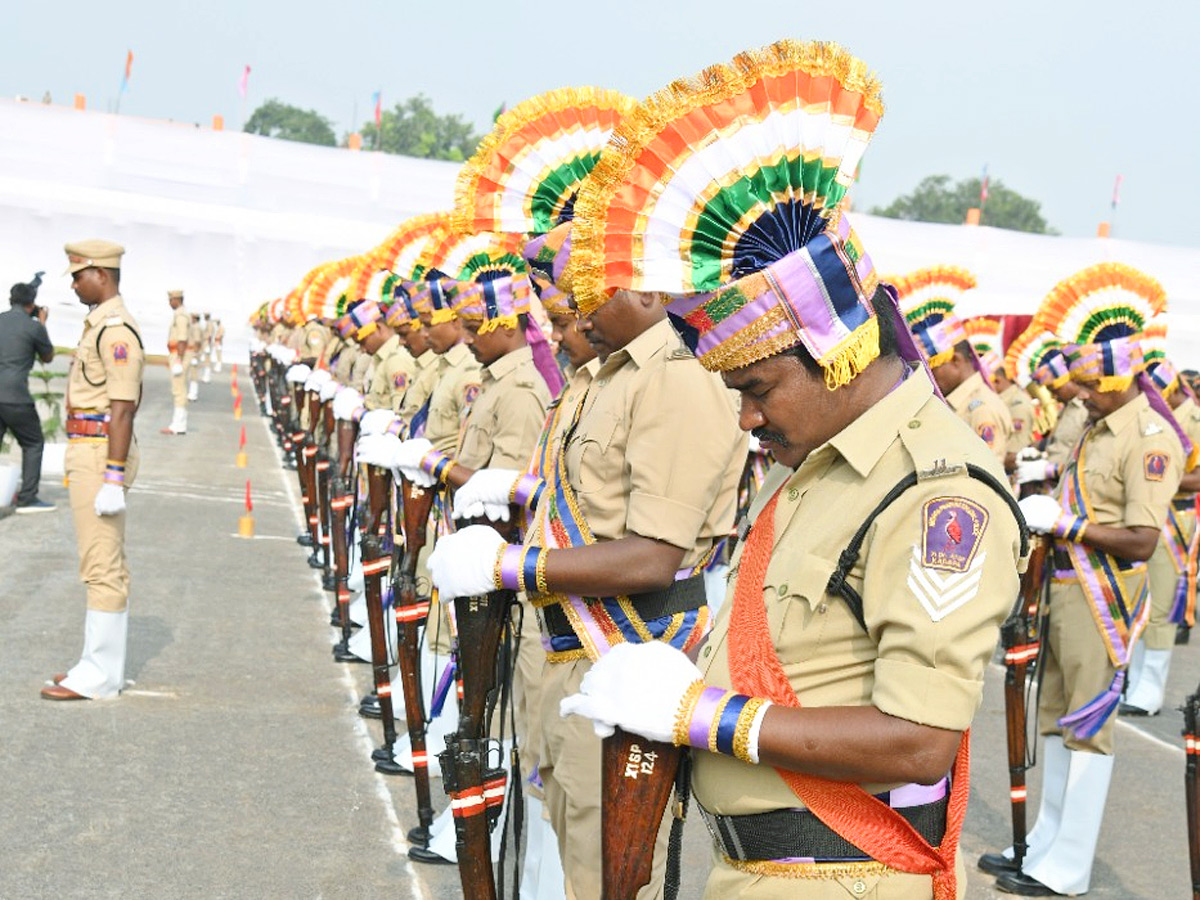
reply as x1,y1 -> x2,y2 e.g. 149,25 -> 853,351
5,0 -> 1197,247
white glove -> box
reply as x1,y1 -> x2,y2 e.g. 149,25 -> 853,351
1016,447 -> 1045,462
333,388 -> 364,421
170,362 -> 184,375
426,525 -> 507,601
453,468 -> 521,521
359,408 -> 399,436
1018,493 -> 1064,535
392,438 -> 436,487
94,482 -> 126,516
278,346 -> 298,365
190,357 -> 198,367
249,338 -> 265,353
285,364 -> 312,384
318,380 -> 339,402
747,433 -> 762,454
356,432 -> 402,468
304,369 -> 332,392
1016,459 -> 1057,486
560,642 -> 703,742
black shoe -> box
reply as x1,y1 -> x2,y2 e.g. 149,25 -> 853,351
322,572 -> 335,591
995,871 -> 1065,896
407,825 -> 431,847
333,645 -> 364,664
978,852 -> 1019,877
375,756 -> 411,776
359,698 -> 382,719
296,533 -> 314,547
1178,624 -> 1192,645
408,846 -> 454,865
15,499 -> 56,514
1118,702 -> 1157,717
307,552 -> 323,569
329,609 -> 343,628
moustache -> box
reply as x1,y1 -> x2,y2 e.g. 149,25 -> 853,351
751,427 -> 788,448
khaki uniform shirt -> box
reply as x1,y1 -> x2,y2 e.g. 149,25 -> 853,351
331,338 -> 357,386
269,323 -> 289,345
202,321 -> 215,348
68,295 -> 145,411
563,317 -> 745,567
297,321 -> 331,363
363,334 -> 416,412
945,370 -> 1012,463
186,319 -> 203,351
456,345 -> 551,471
1174,397 -> 1200,501
1046,398 -> 1089,467
351,348 -> 373,392
692,365 -> 1022,817
398,349 -> 440,423
1057,392 -> 1182,531
1000,383 -> 1035,454
168,306 -> 189,354
425,342 -> 482,455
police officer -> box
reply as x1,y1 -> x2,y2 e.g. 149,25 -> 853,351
994,361 -> 1036,468
1122,358 -> 1200,715
536,43 -> 1025,900
43,239 -> 144,701
985,264 -> 1180,896
161,289 -> 189,434
185,312 -> 202,401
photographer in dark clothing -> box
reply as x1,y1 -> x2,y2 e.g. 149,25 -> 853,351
0,273 -> 55,512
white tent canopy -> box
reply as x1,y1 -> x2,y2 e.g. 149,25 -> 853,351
2,97 -> 1197,361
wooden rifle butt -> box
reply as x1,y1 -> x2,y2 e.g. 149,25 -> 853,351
443,737 -> 498,900
360,533 -> 397,758
601,730 -> 681,900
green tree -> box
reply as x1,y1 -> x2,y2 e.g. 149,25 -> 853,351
244,99 -> 336,147
872,174 -> 1056,234
359,94 -> 480,161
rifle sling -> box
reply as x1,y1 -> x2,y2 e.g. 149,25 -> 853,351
540,573 -> 708,640
826,463 -> 1028,634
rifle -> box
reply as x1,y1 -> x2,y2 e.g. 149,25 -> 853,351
1184,682 -> 1200,900
440,515 -> 519,900
1000,534 -> 1049,874
360,464 -> 400,773
601,732 -> 683,900
392,474 -> 437,843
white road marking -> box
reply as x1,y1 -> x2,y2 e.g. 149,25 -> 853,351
262,414 -> 431,900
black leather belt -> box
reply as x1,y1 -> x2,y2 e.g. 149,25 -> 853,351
699,796 -> 948,863
540,573 -> 708,639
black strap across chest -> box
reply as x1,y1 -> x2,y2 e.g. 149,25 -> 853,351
823,463 -> 1030,633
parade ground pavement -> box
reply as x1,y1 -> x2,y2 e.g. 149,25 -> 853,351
0,362 -> 1194,899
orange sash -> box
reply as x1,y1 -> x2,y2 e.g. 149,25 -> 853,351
727,490 -> 968,900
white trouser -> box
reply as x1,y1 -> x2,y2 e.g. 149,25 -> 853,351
1023,747 -> 1115,895
60,608 -> 128,699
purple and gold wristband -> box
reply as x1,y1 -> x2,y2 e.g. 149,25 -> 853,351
496,545 -> 541,593
510,474 -> 546,510
420,450 -> 454,484
674,682 -> 771,765
104,459 -> 126,486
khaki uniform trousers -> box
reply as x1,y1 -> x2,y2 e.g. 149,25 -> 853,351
184,350 -> 198,389
512,597 -> 545,795
1146,519 -> 1192,649
1038,577 -> 1131,754
540,657 -> 671,900
170,361 -> 187,406
66,440 -> 140,612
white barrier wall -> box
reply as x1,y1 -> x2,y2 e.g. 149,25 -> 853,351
0,99 -> 459,356
1,97 -> 1198,362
